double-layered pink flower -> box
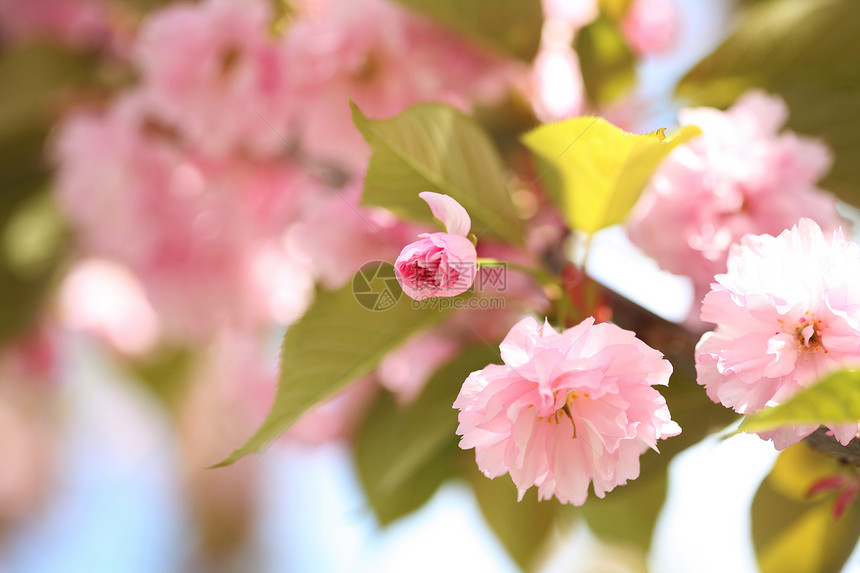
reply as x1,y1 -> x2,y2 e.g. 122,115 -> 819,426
394,193 -> 477,300
628,91 -> 841,304
696,219 -> 860,449
454,317 -> 680,505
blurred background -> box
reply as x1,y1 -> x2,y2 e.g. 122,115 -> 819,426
1,0 -> 858,571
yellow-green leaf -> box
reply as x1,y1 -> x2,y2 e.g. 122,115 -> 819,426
753,443 -> 860,573
521,117 -> 700,234
739,369 -> 860,435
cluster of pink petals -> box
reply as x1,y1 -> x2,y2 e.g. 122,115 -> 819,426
620,0 -> 677,56
696,219 -> 860,449
135,0 -> 291,158
628,91 -> 841,302
395,193 -> 478,300
286,0 -> 514,171
53,94 -> 312,339
455,316 -> 680,505
288,180 -> 417,289
0,0 -> 114,49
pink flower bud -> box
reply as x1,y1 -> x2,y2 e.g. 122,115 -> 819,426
394,193 -> 478,300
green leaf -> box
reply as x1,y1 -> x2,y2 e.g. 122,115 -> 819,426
354,347 -> 499,524
467,472 -> 563,572
752,442 -> 860,573
638,368 -> 739,477
521,118 -> 700,234
575,15 -> 637,105
739,369 -> 860,435
125,345 -> 195,409
352,102 -> 524,244
214,276 -> 449,466
676,0 -> 860,203
390,0 -> 542,62
580,469 -> 667,551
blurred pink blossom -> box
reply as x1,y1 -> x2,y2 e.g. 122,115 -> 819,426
454,316 -> 679,505
378,330 -> 460,403
285,378 -> 377,445
53,93 -> 312,340
529,40 -> 585,122
135,0 -> 292,158
696,219 -> 860,449
628,91 -> 841,306
541,0 -> 598,30
286,0 -> 514,171
58,259 -> 161,356
0,337 -> 60,530
287,179 -> 416,289
0,0 -> 113,49
621,0 -> 677,56
395,193 -> 477,300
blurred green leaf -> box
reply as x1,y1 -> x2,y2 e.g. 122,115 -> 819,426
739,369 -> 860,435
522,118 -> 700,234
390,0 -> 542,62
354,346 -> 499,524
126,346 -> 195,409
575,15 -> 636,105
676,0 -> 860,202
214,278 -> 449,466
580,469 -> 667,551
753,443 -> 860,573
353,102 -> 524,244
467,472 -> 563,572
639,368 -> 739,477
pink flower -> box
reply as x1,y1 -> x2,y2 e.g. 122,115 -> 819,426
695,219 -> 860,449
454,316 -> 680,505
135,0 -> 291,158
53,93 -> 311,340
395,193 -> 477,300
287,178 -> 417,289
541,0 -> 598,30
628,91 -> 841,305
0,0 -> 113,49
286,0 -> 513,171
621,0 -> 677,56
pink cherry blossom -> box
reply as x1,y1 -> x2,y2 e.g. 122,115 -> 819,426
53,93 -> 311,340
134,0 -> 291,158
454,316 -> 680,505
287,178 -> 417,289
541,0 -> 598,30
0,0 -> 113,49
621,0 -> 677,56
695,219 -> 860,449
628,91 -> 841,306
286,0 -> 514,171
395,193 -> 478,300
